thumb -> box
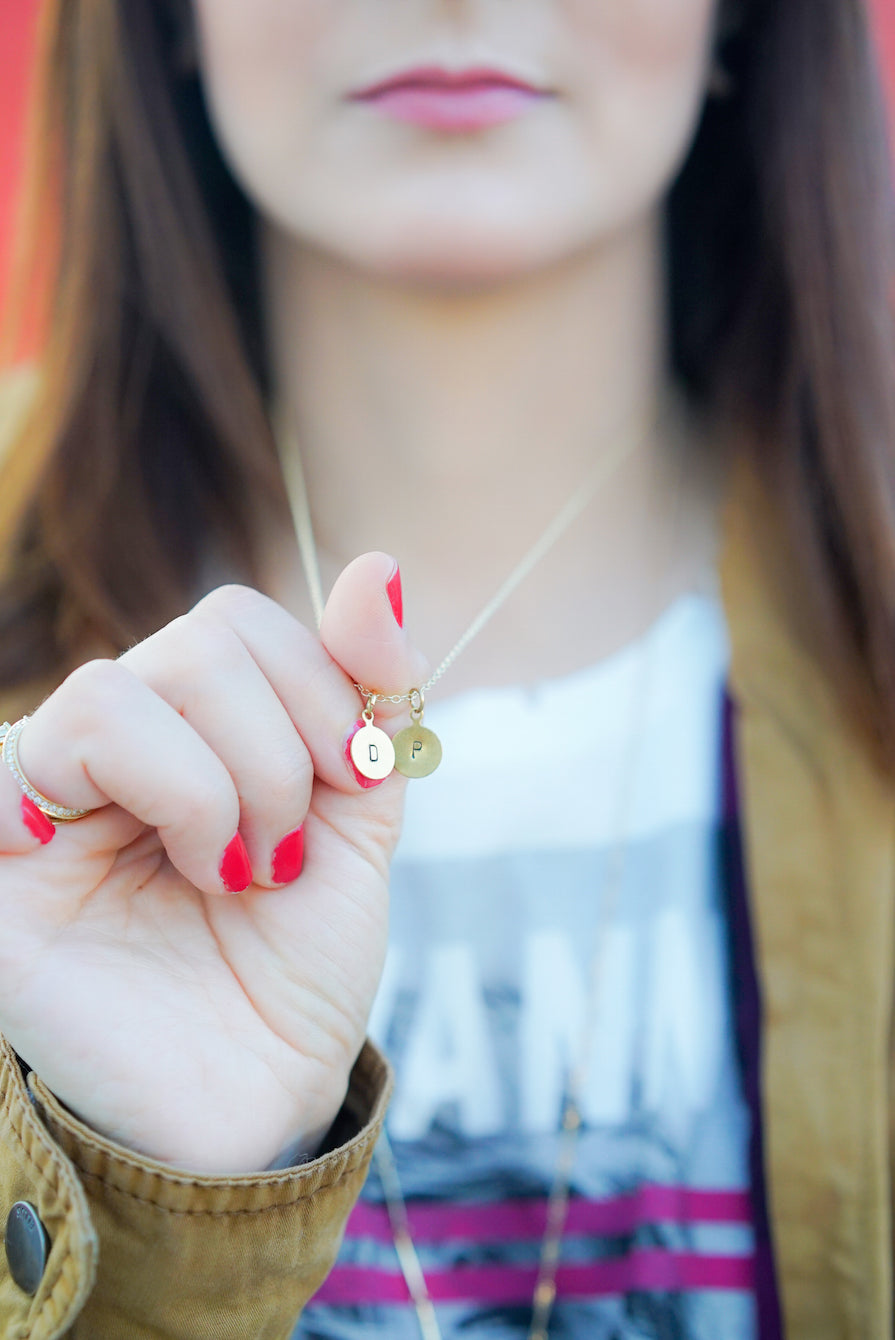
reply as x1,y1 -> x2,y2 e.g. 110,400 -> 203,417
319,552 -> 431,728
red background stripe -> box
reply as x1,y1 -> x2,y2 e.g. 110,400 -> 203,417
0,0 -> 40,317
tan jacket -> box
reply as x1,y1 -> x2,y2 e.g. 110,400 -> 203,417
0,370 -> 893,1337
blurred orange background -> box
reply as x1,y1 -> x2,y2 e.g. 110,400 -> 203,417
1,0 -> 895,344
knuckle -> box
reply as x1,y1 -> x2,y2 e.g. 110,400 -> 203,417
55,659 -> 136,735
159,609 -> 249,691
193,583 -> 265,625
264,735 -> 314,804
167,766 -> 237,837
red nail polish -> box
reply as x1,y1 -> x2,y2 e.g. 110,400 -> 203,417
344,721 -> 386,790
272,826 -> 304,884
220,832 -> 253,892
386,564 -> 403,628
21,796 -> 55,845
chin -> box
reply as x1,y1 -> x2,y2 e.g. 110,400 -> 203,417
340,216 -> 585,290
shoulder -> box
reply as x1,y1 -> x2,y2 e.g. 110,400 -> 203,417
0,363 -> 40,457
0,364 -> 56,719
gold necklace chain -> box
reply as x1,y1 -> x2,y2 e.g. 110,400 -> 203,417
275,392 -> 682,1338
276,398 -> 665,700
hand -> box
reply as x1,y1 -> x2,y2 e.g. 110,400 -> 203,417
0,553 -> 426,1173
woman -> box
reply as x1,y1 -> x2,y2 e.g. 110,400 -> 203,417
0,0 -> 893,1336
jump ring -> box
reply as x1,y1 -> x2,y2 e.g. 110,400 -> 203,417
0,717 -> 95,822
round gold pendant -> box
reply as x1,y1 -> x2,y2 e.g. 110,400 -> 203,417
350,723 -> 395,781
393,725 -> 443,779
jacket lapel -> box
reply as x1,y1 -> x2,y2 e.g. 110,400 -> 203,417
722,465 -> 895,1337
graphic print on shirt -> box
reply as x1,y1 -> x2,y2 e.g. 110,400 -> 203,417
376,882 -> 728,1144
295,596 -> 757,1340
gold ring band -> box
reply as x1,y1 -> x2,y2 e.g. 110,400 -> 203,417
0,717 -> 94,822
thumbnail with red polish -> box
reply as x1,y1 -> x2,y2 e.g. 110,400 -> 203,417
345,720 -> 386,789
21,796 -> 55,845
387,564 -> 403,628
272,827 -> 304,884
220,832 -> 253,892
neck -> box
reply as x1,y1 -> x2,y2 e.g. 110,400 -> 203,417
262,218 -> 723,693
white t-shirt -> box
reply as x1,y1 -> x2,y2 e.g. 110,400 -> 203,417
299,593 -> 757,1340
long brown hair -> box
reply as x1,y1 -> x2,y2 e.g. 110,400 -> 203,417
1,1 -> 895,757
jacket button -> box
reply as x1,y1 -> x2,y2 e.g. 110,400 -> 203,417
5,1201 -> 50,1295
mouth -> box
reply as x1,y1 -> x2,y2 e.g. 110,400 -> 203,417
349,66 -> 552,132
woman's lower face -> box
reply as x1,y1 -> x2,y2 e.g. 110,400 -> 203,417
189,0 -> 721,284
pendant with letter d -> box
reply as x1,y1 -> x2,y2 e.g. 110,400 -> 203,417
350,708 -> 395,782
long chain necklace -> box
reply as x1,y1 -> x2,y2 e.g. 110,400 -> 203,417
276,392 -> 682,1339
370,632 -> 652,1340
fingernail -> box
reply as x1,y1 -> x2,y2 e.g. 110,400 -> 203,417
220,832 -> 253,892
344,721 -> 386,790
21,796 -> 55,845
272,826 -> 304,884
386,563 -> 403,628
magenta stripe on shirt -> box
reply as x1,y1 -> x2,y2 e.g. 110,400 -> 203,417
345,1186 -> 752,1246
314,1251 -> 756,1307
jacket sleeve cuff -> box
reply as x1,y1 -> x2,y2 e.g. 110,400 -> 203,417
1,1036 -> 391,1340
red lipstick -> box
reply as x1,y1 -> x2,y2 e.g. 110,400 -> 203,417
350,66 -> 549,132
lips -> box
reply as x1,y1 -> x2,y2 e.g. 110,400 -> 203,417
350,66 -> 550,131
